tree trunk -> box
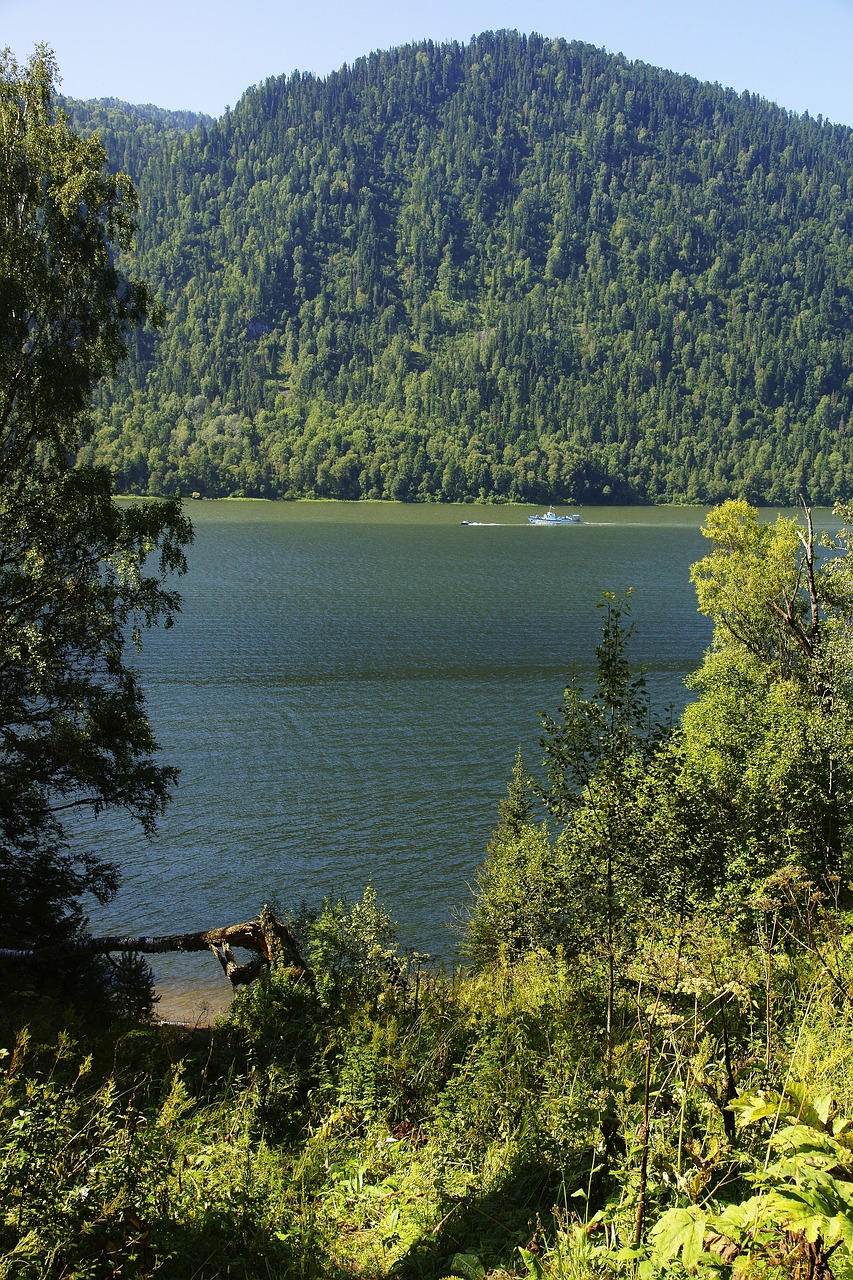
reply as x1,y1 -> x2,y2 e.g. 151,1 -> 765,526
0,904 -> 310,988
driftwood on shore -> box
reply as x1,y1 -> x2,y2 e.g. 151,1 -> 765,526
0,904 -> 311,988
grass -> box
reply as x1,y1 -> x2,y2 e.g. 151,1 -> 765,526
6,908 -> 853,1278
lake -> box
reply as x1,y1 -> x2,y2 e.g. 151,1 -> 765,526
84,501 -> 723,1018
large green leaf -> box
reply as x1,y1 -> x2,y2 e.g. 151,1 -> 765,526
649,1206 -> 708,1269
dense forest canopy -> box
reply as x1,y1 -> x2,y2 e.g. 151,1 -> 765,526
64,31 -> 853,504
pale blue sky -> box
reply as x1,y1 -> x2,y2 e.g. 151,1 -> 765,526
3,0 -> 853,126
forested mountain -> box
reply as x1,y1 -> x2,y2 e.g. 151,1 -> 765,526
65,32 -> 853,503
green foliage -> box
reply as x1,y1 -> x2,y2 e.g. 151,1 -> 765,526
465,750 -> 570,966
465,823 -> 567,967
0,467 -> 191,949
300,886 -> 402,1008
532,595 -> 675,1048
466,590 -> 730,1067
0,1030 -> 321,1279
536,592 -> 661,822
225,889 -> 405,1137
690,501 -> 811,676
0,1033 -> 177,1279
55,32 -> 853,505
649,1087 -> 853,1278
0,47 -> 155,465
496,748 -> 532,837
0,50 -> 192,1006
8,862 -> 853,1278
679,500 -> 853,915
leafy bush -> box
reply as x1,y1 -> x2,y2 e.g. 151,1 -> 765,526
0,1033 -> 177,1279
465,824 -> 568,967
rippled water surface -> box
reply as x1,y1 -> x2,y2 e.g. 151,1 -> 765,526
82,501 -> 721,1016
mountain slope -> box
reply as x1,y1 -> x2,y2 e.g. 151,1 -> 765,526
69,32 -> 853,503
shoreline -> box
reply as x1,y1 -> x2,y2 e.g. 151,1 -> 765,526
151,978 -> 232,1027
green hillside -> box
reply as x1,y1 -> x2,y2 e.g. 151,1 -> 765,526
66,31 -> 853,503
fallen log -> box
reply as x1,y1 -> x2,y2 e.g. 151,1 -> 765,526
0,904 -> 311,988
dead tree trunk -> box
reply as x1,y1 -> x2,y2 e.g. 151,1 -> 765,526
0,904 -> 311,989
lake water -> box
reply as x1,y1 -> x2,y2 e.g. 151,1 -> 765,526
83,501 -> 723,1018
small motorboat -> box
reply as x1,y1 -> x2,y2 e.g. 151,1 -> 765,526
528,507 -> 581,526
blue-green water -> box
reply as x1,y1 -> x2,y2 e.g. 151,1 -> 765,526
84,501 -> 719,1016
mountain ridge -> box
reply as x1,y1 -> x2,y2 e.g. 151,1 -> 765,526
65,31 -> 853,504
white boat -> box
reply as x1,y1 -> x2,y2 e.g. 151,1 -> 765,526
528,507 -> 581,526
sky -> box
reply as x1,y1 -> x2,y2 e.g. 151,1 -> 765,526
3,0 -> 853,127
